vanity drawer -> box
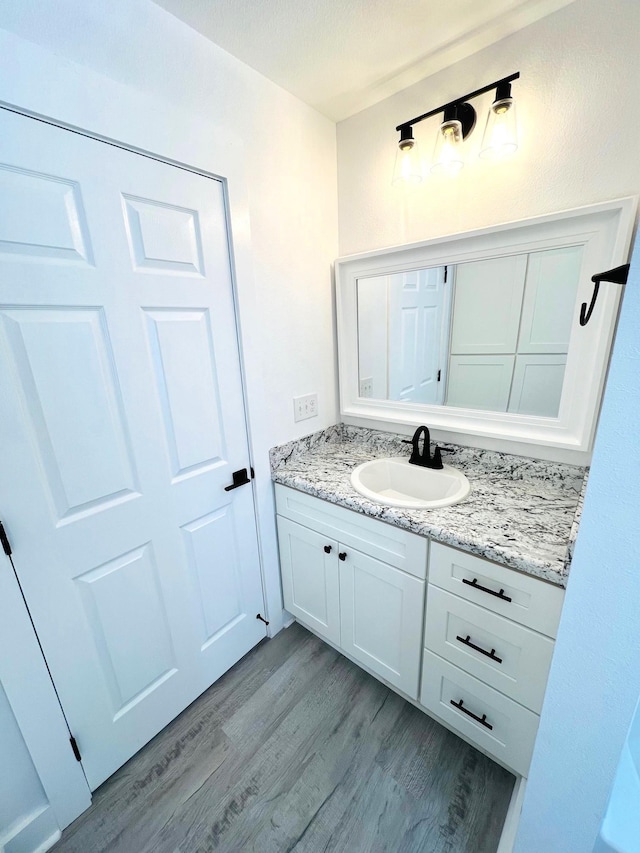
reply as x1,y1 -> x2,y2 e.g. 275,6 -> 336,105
424,585 -> 554,713
275,484 -> 427,579
429,541 -> 564,637
420,650 -> 539,777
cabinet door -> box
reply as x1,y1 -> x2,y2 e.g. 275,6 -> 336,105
339,549 -> 424,698
277,516 -> 340,645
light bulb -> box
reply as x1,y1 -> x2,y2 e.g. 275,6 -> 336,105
480,97 -> 518,160
431,118 -> 463,176
392,135 -> 424,184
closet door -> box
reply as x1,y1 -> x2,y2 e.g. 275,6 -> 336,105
0,108 -> 266,789
450,255 -> 527,354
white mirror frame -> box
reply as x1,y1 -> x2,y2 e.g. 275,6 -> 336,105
336,198 -> 637,455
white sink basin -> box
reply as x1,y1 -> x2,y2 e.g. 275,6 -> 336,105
350,456 -> 471,509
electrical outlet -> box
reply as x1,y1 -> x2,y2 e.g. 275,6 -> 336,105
293,393 -> 318,422
359,377 -> 373,398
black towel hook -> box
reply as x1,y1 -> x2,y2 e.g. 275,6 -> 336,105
580,264 -> 630,326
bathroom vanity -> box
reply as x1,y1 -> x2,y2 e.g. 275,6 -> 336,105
271,425 -> 583,778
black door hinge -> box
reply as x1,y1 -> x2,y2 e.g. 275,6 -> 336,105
0,521 -> 12,556
70,735 -> 82,762
437,370 -> 442,382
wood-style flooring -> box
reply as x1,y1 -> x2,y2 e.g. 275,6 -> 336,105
52,622 -> 515,853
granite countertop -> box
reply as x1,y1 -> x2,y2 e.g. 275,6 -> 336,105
270,424 -> 588,588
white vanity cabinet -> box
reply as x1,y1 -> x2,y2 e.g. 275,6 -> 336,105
275,484 -> 566,777
275,485 -> 427,698
420,542 -> 564,776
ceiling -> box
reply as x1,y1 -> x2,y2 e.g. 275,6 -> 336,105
154,0 -> 576,121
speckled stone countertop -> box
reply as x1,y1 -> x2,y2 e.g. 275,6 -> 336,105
270,424 -> 588,588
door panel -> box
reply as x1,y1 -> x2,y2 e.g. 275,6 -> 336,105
182,507 -> 245,647
122,194 -> 204,275
451,255 -> 527,354
0,108 -> 266,789
0,163 -> 93,263
144,308 -> 225,477
1,307 -> 138,520
75,543 -> 177,715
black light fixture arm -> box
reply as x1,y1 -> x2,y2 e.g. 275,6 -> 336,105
395,71 -> 520,134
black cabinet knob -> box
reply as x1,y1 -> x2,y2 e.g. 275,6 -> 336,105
324,545 -> 332,554
338,552 -> 347,561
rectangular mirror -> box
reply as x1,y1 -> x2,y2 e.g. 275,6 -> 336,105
356,245 -> 583,418
337,199 -> 636,459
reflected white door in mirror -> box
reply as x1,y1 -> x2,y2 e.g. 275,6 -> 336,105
337,198 -> 637,457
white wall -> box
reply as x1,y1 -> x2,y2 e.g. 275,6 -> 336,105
514,224 -> 640,853
337,0 -> 640,258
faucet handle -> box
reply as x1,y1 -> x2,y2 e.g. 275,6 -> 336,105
431,446 -> 443,469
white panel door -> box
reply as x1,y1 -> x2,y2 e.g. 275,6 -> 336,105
446,355 -> 515,412
277,517 -> 341,645
508,354 -> 567,417
0,109 -> 266,789
450,255 -> 527,354
518,246 -> 583,353
339,548 -> 424,698
388,267 -> 447,404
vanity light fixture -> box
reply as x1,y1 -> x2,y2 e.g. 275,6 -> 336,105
479,80 -> 518,160
392,125 -> 424,184
393,72 -> 520,183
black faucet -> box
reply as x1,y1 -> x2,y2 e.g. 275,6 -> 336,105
404,425 -> 443,470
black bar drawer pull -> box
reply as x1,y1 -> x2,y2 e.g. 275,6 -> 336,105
224,468 -> 251,491
450,698 -> 493,730
456,634 -> 503,664
462,577 -> 512,603
324,545 -> 332,554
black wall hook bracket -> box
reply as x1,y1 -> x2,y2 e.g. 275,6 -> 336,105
580,264 -> 630,326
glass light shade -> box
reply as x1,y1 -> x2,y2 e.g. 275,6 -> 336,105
392,138 -> 424,184
479,97 -> 518,160
431,119 -> 464,176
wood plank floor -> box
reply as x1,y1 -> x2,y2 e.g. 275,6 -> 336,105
52,623 -> 515,853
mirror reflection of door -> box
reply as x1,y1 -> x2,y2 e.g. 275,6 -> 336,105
447,247 -> 581,416
357,267 -> 449,404
356,246 -> 583,418
388,267 -> 449,404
